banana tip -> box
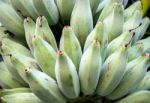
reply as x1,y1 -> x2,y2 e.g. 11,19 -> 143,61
58,50 -> 64,55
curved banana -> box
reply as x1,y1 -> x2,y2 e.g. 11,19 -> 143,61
70,0 -> 93,47
84,21 -> 108,62
79,40 -> 102,95
0,93 -> 44,103
103,3 -> 124,42
107,54 -> 150,100
35,16 -> 58,51
32,36 -> 57,79
90,0 -> 101,15
116,90 -> 150,103
32,0 -> 59,25
25,67 -> 67,103
96,45 -> 128,96
59,26 -> 82,70
55,51 -> 80,99
0,1 -> 24,37
55,0 -> 75,24
10,0 -> 38,19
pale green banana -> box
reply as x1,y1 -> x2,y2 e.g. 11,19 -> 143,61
90,0 -> 101,14
130,71 -> 150,93
55,51 -> 80,99
107,54 -> 150,100
79,40 -> 102,95
32,36 -> 57,79
32,0 -> 59,25
123,10 -> 142,32
0,1 -> 24,37
24,17 -> 36,53
132,17 -> 150,44
0,93 -> 44,103
106,31 -> 134,58
96,45 -> 128,96
0,88 -> 31,96
124,1 -> 142,21
71,0 -> 93,47
10,51 -> 40,83
55,0 -> 75,24
25,67 -> 67,103
0,61 -> 25,88
59,26 -> 82,70
84,21 -> 108,62
10,0 -> 38,19
35,16 -> 58,51
98,0 -> 122,21
103,3 -> 124,42
116,90 -> 150,103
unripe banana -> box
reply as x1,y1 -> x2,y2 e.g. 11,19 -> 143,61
124,1 -> 142,21
55,51 -> 80,99
0,88 -> 31,96
25,67 -> 67,103
24,17 -> 36,53
107,54 -> 150,100
79,40 -> 102,95
84,21 -> 108,62
130,71 -> 150,93
10,51 -> 40,83
32,36 -> 57,79
0,1 -> 24,37
59,26 -> 82,70
90,0 -> 101,15
123,10 -> 142,32
32,0 -> 59,25
106,31 -> 134,58
0,61 -> 25,88
136,36 -> 150,53
116,90 -> 150,103
10,0 -> 38,19
55,0 -> 75,24
35,16 -> 58,51
103,3 -> 124,42
127,43 -> 144,62
96,45 -> 128,96
132,17 -> 150,44
0,93 -> 44,103
71,0 -> 93,47
122,0 -> 128,7
98,0 -> 123,21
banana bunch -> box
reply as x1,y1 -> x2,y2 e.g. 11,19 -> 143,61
0,0 -> 150,103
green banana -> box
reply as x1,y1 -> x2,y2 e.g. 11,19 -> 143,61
106,31 -> 135,58
32,36 -> 57,79
55,51 -> 80,99
0,88 -> 31,96
0,61 -> 25,88
70,0 -> 93,47
132,17 -> 150,44
25,67 -> 67,103
107,54 -> 150,100
32,0 -> 59,25
79,40 -> 102,95
0,93 -> 44,103
35,16 -> 58,51
59,26 -> 82,70
90,0 -> 101,15
55,0 -> 75,24
84,21 -> 108,62
10,0 -> 38,19
10,52 -> 39,83
124,1 -> 142,21
24,17 -> 36,53
98,0 -> 122,21
123,10 -> 142,32
116,90 -> 150,103
0,1 -> 24,37
96,45 -> 128,96
103,3 -> 124,42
